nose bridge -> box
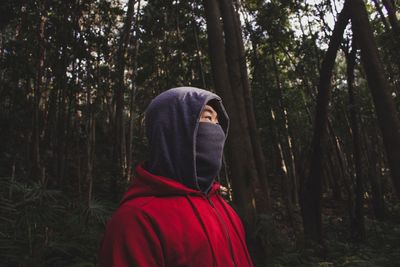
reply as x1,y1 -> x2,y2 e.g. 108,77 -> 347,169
213,112 -> 219,124
207,105 -> 219,124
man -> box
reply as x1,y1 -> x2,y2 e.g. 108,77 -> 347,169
99,87 -> 254,266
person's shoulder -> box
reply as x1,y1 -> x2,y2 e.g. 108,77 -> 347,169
107,196 -> 156,227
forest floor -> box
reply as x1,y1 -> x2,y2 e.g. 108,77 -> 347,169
263,194 -> 400,267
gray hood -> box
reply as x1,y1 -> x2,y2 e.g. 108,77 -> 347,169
144,87 -> 229,191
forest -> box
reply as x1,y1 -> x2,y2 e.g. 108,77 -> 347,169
1,0 -> 400,266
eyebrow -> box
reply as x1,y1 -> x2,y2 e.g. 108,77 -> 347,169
203,106 -> 218,117
203,107 -> 213,112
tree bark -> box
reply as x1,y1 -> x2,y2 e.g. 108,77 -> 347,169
301,0 -> 351,243
31,1 -> 47,181
86,85 -> 95,204
204,2 -> 274,263
127,0 -> 141,182
203,0 -> 257,225
326,120 -> 347,201
366,134 -> 386,220
346,46 -> 366,241
271,46 -> 298,205
55,5 -> 70,187
350,0 -> 400,198
270,107 -> 296,230
192,19 -> 206,89
217,0 -> 271,211
114,0 -> 136,182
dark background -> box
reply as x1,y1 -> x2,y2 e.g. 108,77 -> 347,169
1,0 -> 400,266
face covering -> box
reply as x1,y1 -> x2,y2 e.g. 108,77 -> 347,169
196,122 -> 226,193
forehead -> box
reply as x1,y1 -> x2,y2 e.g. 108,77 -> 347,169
203,104 -> 218,114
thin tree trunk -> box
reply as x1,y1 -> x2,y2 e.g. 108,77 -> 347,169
31,1 -> 47,181
346,46 -> 366,241
301,1 -> 351,243
271,46 -> 298,205
325,145 -> 341,200
270,107 -> 296,230
126,0 -> 141,182
359,115 -> 386,220
270,53 -> 292,200
324,126 -> 342,201
56,16 -> 69,187
114,0 -> 136,184
86,88 -> 95,204
350,0 -> 400,198
366,136 -> 386,220
192,20 -> 206,89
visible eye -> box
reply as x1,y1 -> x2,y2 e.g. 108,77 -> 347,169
200,105 -> 218,123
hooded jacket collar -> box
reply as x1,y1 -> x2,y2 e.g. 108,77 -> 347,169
120,164 -> 221,205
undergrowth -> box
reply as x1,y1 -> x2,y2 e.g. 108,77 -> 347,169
258,200 -> 400,267
2,174 -> 400,267
0,176 -> 116,267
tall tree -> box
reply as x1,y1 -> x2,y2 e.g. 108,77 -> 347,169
217,0 -> 271,211
114,0 -> 137,182
301,0 -> 351,243
346,45 -> 366,241
31,0 -> 47,181
203,0 -> 257,225
350,0 -> 400,198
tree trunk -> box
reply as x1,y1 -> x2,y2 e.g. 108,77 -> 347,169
301,0 -> 350,243
31,2 -> 47,181
204,1 -> 273,263
326,120 -> 346,201
366,137 -> 386,220
86,87 -> 95,204
271,46 -> 298,205
217,0 -> 271,211
55,13 -> 69,187
346,46 -> 366,241
126,0 -> 141,182
270,107 -> 296,230
350,0 -> 400,198
192,19 -> 206,89
114,0 -> 136,184
203,0 -> 257,226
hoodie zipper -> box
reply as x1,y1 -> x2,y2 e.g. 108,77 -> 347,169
206,195 -> 236,267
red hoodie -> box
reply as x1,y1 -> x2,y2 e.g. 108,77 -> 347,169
99,164 -> 254,267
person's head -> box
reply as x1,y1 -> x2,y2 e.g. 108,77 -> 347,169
144,87 -> 229,193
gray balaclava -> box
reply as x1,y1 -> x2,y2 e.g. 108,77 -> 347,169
144,87 -> 229,193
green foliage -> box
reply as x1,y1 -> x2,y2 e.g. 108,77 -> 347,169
0,176 -> 115,266
255,207 -> 400,267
